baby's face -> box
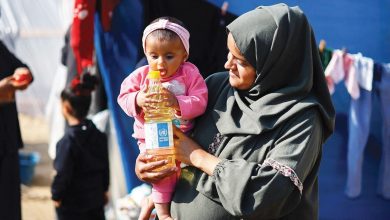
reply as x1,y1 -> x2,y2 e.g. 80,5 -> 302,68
145,36 -> 188,78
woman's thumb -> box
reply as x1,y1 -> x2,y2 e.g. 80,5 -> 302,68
173,125 -> 184,138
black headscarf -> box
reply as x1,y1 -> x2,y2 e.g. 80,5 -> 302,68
215,3 -> 335,140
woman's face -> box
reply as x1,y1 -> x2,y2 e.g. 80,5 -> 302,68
145,35 -> 188,78
224,33 -> 256,90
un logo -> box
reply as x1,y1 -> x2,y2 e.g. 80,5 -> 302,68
159,128 -> 168,137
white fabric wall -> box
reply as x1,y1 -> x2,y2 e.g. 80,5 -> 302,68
1,2 -> 128,218
0,0 -> 74,116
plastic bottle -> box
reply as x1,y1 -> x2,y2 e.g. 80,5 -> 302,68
144,70 -> 175,170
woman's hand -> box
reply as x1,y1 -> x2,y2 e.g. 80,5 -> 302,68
12,67 -> 33,90
135,153 -> 177,184
173,126 -> 221,176
0,76 -> 15,103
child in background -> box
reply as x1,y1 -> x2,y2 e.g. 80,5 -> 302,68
51,73 -> 109,220
117,16 -> 208,220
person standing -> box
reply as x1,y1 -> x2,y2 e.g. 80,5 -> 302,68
51,73 -> 109,220
0,40 -> 33,220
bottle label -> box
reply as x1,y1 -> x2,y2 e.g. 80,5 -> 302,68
144,121 -> 174,149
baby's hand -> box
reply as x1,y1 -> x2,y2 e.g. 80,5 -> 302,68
161,88 -> 179,110
136,84 -> 162,112
136,84 -> 149,109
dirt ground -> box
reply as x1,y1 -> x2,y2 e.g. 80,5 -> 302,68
19,114 -> 56,220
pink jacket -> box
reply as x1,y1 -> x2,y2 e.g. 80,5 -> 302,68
117,62 -> 207,203
117,62 -> 208,142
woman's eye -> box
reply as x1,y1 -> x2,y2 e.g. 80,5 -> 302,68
236,60 -> 247,67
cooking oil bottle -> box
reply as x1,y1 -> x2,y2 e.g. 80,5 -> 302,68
144,70 -> 175,170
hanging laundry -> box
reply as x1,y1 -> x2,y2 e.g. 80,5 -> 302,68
343,53 -> 359,99
352,53 -> 374,92
345,62 -> 390,199
324,49 -> 352,95
71,0 -> 121,75
319,39 -> 333,70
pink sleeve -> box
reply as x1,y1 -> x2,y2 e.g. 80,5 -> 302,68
117,68 -> 146,117
176,65 -> 208,120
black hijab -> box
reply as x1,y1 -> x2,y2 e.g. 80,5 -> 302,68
214,3 -> 335,140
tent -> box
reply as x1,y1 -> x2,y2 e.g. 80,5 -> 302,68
2,0 -> 390,218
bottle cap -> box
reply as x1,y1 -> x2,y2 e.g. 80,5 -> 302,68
147,70 -> 161,79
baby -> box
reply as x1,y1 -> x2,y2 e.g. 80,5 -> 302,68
118,16 -> 208,220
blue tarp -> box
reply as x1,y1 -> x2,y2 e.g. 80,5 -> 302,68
94,0 -> 144,190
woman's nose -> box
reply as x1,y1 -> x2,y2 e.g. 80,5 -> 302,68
224,53 -> 234,69
224,60 -> 231,69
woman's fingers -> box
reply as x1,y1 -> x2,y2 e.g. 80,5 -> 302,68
172,124 -> 185,139
139,159 -> 165,173
144,167 -> 177,183
136,153 -> 177,183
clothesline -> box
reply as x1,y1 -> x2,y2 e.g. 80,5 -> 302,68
319,41 -> 389,100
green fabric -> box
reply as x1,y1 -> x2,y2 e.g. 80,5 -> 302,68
171,77 -> 325,218
170,3 -> 335,220
319,48 -> 333,70
215,3 -> 334,139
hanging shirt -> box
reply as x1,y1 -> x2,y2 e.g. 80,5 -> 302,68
353,53 -> 374,92
319,47 -> 333,70
325,50 -> 345,85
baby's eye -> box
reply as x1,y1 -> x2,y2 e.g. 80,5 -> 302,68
150,55 -> 158,60
166,54 -> 174,60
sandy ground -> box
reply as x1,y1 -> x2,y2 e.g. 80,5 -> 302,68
19,114 -> 56,220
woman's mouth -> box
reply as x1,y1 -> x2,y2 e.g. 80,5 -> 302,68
229,71 -> 238,78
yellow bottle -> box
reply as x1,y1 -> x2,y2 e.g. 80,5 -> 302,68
144,70 -> 175,170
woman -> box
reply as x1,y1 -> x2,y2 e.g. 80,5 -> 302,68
0,40 -> 33,220
136,3 -> 335,220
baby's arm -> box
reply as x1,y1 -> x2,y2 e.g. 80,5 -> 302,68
117,70 -> 146,116
175,69 -> 208,119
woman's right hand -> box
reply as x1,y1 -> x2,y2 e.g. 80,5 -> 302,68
135,153 -> 178,184
12,67 -> 33,89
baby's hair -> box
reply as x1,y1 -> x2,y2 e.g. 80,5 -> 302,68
147,16 -> 188,42
61,72 -> 98,120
